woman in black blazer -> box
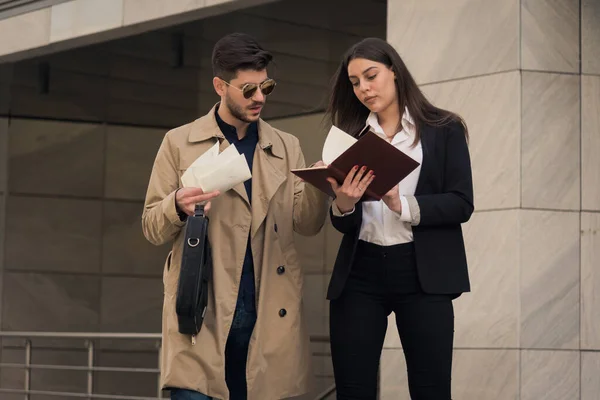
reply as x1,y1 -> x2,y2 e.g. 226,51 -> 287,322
324,38 -> 473,400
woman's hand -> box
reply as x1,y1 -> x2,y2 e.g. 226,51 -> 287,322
327,165 -> 374,213
382,184 -> 402,213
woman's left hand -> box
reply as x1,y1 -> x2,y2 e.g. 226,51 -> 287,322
382,184 -> 402,214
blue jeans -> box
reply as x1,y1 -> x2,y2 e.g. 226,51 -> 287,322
170,389 -> 211,400
171,295 -> 257,400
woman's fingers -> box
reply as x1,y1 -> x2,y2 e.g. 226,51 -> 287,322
343,166 -> 359,188
326,178 -> 340,193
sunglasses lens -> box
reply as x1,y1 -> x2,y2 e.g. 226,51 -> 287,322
261,80 -> 276,96
242,84 -> 258,99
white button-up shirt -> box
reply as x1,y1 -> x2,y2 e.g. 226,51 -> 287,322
332,108 -> 423,246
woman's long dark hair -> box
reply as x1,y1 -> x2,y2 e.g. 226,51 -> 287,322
327,38 -> 468,142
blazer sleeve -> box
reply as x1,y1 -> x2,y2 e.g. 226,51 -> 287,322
414,122 -> 474,226
330,202 -> 362,234
292,138 -> 329,236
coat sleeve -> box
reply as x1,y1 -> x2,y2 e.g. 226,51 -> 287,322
414,122 -> 474,226
292,139 -> 329,236
142,132 -> 186,246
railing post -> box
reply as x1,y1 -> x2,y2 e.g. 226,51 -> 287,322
85,340 -> 94,400
156,340 -> 162,399
24,339 -> 31,400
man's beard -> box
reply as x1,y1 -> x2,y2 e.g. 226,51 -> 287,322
224,93 -> 262,123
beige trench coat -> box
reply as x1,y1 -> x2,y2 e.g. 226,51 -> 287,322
142,105 -> 328,400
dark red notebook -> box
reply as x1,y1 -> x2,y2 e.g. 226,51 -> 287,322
292,129 -> 420,201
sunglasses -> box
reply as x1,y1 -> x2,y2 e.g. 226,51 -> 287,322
221,78 -> 277,99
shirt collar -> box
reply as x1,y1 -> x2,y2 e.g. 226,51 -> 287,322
214,105 -> 258,143
365,107 -> 415,143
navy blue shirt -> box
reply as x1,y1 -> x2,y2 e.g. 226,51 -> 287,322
215,108 -> 258,312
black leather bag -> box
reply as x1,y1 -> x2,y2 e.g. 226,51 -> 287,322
175,204 -> 212,343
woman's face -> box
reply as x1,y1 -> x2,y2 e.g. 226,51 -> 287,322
347,58 -> 398,114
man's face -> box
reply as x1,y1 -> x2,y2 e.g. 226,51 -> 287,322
222,69 -> 269,123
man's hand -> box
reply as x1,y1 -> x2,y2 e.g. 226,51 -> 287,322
313,160 -> 327,168
327,165 -> 374,213
176,187 -> 220,216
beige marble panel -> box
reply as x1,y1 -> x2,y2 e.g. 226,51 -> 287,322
387,0 -> 519,84
104,125 -> 166,200
582,352 -> 600,400
379,349 -> 409,399
582,75 -> 600,211
100,277 -> 162,333
422,72 -> 520,210
455,210 -> 519,347
582,0 -> 600,74
521,0 -> 580,73
521,350 -> 580,400
385,210 -> 520,349
50,0 -> 124,43
123,0 -> 205,25
102,201 -> 170,276
582,212 -> 600,350
521,210 -> 579,349
5,196 -> 102,273
9,119 -> 104,197
303,273 -> 328,337
1,272 -> 100,332
380,349 -> 519,400
0,9 -> 50,57
205,0 -> 237,6
522,73 -> 580,210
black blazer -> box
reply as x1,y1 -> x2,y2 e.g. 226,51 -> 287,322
327,121 -> 474,300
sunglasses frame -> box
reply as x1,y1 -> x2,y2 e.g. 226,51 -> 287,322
220,78 -> 277,99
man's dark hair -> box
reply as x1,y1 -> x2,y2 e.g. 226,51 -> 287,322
212,33 -> 273,80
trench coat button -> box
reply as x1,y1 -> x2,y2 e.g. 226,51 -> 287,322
277,266 -> 285,275
279,308 -> 287,317
274,223 -> 278,233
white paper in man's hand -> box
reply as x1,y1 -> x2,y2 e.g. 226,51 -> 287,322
196,154 -> 251,193
180,143 -> 251,193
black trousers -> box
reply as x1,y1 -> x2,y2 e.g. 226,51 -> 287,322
330,240 -> 454,400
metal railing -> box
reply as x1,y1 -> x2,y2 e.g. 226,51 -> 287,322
0,332 -> 334,400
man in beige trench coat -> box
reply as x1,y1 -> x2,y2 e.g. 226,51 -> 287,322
142,33 -> 329,400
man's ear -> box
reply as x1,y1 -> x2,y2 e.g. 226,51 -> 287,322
213,77 -> 226,97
